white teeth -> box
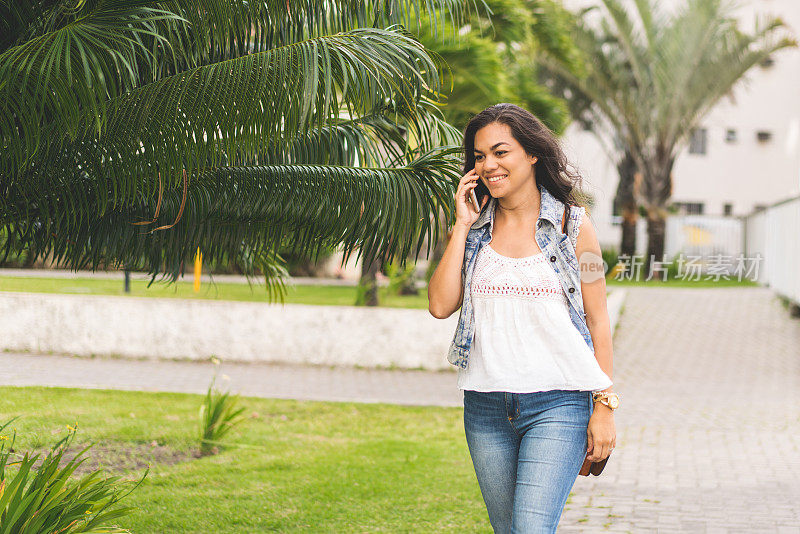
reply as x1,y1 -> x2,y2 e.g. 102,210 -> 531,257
488,174 -> 507,183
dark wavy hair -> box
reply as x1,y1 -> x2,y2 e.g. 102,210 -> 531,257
462,103 -> 584,207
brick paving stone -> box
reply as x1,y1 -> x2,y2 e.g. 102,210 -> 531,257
559,287 -> 800,532
2,286 -> 800,531
679,521 -> 708,531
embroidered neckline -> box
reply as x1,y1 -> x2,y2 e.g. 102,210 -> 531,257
472,245 -> 565,302
486,243 -> 544,263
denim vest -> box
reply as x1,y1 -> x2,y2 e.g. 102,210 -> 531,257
447,184 -> 594,369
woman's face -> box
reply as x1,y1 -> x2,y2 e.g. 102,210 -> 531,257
472,122 -> 537,198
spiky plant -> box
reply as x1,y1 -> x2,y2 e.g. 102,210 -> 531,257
198,371 -> 247,457
0,416 -> 147,534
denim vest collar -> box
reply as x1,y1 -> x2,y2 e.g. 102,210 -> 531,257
470,184 -> 563,234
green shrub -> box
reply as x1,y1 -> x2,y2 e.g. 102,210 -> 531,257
601,248 -> 619,275
354,278 -> 376,306
666,253 -> 682,280
0,416 -> 147,534
199,361 -> 247,456
384,259 -> 418,295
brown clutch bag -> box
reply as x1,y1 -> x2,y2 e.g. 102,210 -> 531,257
579,453 -> 610,476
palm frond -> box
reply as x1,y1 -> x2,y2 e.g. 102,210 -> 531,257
1,0 -> 489,290
245,95 -> 460,176
2,148 -> 461,295
166,0 -> 493,55
664,10 -> 796,148
599,0 -> 652,98
6,27 -> 446,179
0,3 -> 181,169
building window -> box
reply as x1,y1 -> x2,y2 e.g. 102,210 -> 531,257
756,131 -> 772,142
723,203 -> 733,216
672,202 -> 705,215
689,128 -> 707,154
725,129 -> 737,143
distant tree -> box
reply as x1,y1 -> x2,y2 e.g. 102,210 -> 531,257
541,56 -> 640,259
540,0 -> 796,276
419,0 -> 583,282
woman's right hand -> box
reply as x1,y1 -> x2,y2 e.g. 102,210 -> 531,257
455,169 -> 489,229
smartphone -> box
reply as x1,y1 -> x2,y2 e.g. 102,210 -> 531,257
469,189 -> 481,213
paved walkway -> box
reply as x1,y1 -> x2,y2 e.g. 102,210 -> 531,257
0,352 -> 459,406
560,286 -> 800,533
2,286 -> 800,532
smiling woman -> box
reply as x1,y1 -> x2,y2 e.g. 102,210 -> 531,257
428,103 -> 618,533
466,112 -> 582,214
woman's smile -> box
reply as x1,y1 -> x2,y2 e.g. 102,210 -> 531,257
486,173 -> 508,184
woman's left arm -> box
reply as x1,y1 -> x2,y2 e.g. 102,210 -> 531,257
574,213 -> 616,462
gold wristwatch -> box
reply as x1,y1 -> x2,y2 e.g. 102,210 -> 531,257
592,391 -> 620,411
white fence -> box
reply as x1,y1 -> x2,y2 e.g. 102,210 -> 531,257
744,196 -> 800,305
620,198 -> 798,302
664,216 -> 744,269
628,215 -> 745,274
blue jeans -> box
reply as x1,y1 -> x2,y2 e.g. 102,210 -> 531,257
463,389 -> 593,533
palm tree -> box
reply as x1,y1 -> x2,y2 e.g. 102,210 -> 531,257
422,0 -> 580,133
0,0 -> 491,299
418,0 -> 583,282
540,56 -> 641,259
540,0 -> 796,277
353,0 -> 580,306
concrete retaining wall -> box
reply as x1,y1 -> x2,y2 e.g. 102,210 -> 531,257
0,290 -> 625,371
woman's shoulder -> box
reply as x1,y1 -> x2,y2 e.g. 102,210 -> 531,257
572,208 -> 602,256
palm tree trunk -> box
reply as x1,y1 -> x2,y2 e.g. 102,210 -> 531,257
425,207 -> 449,283
645,212 -> 667,280
621,207 -> 638,258
642,159 -> 674,280
357,254 -> 380,306
615,152 -> 639,258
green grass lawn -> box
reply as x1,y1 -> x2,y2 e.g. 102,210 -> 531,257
606,276 -> 758,288
0,386 -> 490,532
0,272 -> 759,312
0,276 -> 431,309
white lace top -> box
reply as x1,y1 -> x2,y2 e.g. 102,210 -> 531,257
457,243 -> 613,393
